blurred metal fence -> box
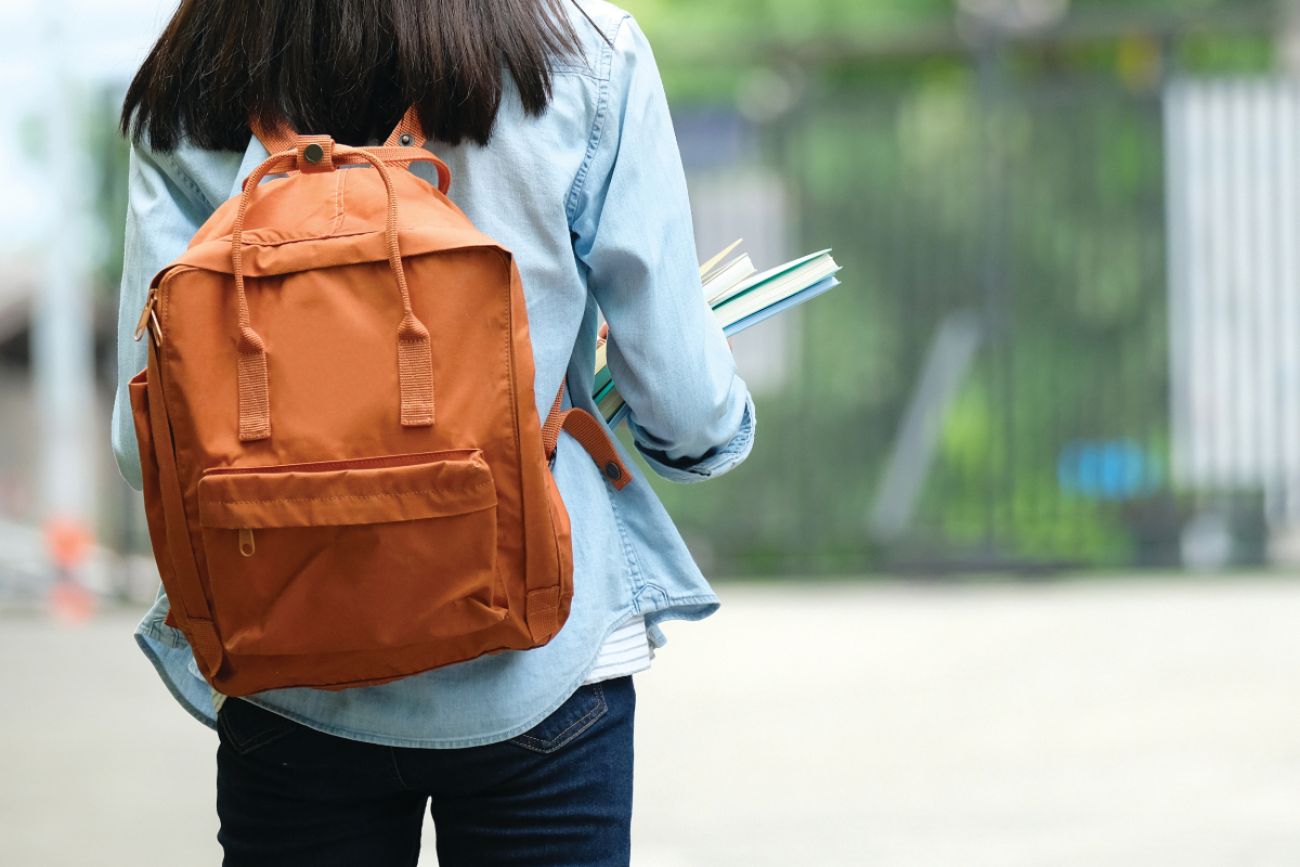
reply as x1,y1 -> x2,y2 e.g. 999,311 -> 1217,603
664,18 -> 1296,576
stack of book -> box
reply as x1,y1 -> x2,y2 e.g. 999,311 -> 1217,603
593,240 -> 841,426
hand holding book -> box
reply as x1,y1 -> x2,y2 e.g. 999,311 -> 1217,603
593,241 -> 841,426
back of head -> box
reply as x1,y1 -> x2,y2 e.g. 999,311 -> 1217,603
121,0 -> 590,152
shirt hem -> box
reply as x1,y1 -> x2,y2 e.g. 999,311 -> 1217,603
134,627 -> 218,732
133,589 -> 719,750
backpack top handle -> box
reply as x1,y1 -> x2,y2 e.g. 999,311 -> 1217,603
230,141 -> 439,441
249,106 -> 450,194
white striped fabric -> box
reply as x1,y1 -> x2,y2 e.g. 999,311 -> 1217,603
582,614 -> 654,685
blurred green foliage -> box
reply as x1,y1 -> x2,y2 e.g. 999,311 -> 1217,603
626,0 -> 1273,102
618,0 -> 1278,573
628,0 -> 1242,41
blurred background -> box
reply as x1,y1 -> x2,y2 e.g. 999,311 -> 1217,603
2,0 -> 1299,865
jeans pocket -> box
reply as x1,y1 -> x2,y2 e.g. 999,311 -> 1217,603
217,698 -> 303,756
507,683 -> 608,755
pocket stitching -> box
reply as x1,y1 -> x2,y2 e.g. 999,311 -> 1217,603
197,450 -> 496,529
218,701 -> 300,756
212,482 -> 492,507
508,684 -> 607,754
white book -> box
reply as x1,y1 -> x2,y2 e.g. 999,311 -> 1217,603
703,254 -> 757,306
712,251 -> 839,323
592,242 -> 842,425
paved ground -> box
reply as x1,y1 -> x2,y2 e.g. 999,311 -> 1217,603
2,577 -> 1298,866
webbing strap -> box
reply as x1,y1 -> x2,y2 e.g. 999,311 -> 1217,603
236,339 -> 271,442
379,108 -> 453,189
368,146 -> 451,192
398,330 -> 435,427
248,116 -> 297,156
541,385 -> 566,458
525,587 -> 561,643
146,340 -> 224,679
541,382 -> 632,491
383,106 -> 427,149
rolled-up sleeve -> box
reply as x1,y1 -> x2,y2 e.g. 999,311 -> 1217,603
634,391 -> 756,483
110,143 -> 211,491
569,15 -> 755,483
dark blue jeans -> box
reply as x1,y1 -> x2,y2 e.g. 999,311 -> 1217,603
215,677 -> 635,866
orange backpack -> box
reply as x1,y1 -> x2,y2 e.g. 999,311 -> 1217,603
128,112 -> 631,697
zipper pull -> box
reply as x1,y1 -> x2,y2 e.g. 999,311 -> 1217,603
238,529 -> 256,557
132,287 -> 162,344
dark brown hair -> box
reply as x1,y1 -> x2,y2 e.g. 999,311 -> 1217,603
121,0 -> 588,151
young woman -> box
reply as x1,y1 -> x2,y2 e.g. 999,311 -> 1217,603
112,1 -> 754,864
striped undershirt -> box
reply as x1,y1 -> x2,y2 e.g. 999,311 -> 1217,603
582,614 -> 654,685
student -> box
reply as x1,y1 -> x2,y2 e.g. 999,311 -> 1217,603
111,1 -> 754,865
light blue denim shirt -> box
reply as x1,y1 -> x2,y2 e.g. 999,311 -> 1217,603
111,0 -> 755,748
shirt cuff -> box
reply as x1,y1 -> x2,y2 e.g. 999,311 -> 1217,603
632,392 -> 756,483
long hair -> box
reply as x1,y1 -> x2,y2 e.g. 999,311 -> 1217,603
121,0 -> 586,151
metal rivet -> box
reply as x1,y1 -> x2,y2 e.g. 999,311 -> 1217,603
399,133 -> 413,146
604,461 -> 622,481
303,142 -> 324,164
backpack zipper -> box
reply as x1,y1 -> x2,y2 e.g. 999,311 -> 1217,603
238,528 -> 256,557
132,287 -> 163,344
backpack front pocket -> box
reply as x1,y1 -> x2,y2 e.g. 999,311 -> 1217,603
197,449 -> 505,658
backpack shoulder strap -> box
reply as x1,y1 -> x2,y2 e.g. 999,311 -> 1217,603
383,106 -> 427,149
542,382 -> 632,491
248,116 -> 297,155
250,108 -> 426,153
247,110 -> 450,193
